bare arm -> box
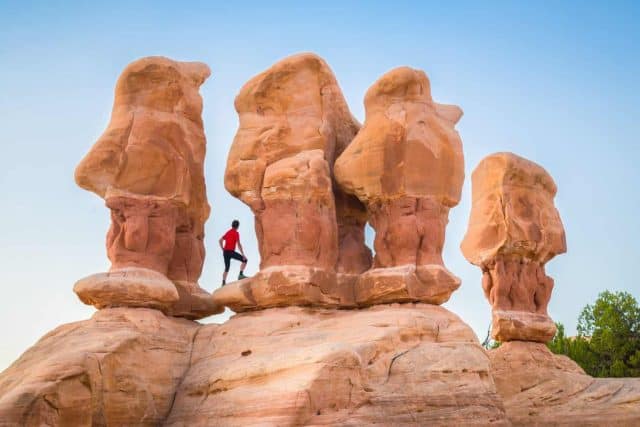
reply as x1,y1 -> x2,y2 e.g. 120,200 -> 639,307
238,240 -> 245,256
219,236 -> 224,250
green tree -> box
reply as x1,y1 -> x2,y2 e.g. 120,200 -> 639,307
548,291 -> 640,377
577,290 -> 640,377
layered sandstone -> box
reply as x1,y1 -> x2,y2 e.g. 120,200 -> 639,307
0,308 -> 198,426
461,153 -> 566,342
2,306 -> 639,426
489,341 -> 640,426
222,53 -> 370,309
73,56 -> 221,319
162,304 -> 509,426
334,66 -> 464,306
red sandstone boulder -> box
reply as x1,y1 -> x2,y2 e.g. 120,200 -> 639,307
74,56 -> 221,319
335,66 -> 464,306
222,53 -> 370,309
461,153 -> 566,342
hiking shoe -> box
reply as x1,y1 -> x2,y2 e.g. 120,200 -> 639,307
238,272 -> 248,280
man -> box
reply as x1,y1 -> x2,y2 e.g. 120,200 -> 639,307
219,219 -> 248,285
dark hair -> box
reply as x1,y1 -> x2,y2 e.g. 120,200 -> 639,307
232,219 -> 240,229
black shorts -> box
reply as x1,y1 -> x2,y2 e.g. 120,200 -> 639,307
223,250 -> 246,272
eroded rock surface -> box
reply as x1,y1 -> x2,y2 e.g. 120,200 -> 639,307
166,304 -> 508,426
74,56 -> 221,319
0,308 -> 198,426
73,267 -> 179,312
461,153 -> 566,342
489,341 -> 640,426
3,306 -> 639,426
334,66 -> 464,306
223,53 -> 370,308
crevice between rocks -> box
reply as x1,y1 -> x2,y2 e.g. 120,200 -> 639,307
162,322 -> 203,424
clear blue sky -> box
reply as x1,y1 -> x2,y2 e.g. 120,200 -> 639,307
1,1 -> 639,370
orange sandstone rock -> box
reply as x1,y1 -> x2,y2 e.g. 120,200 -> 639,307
166,305 -> 508,426
334,130 -> 373,292
223,53 -> 370,309
334,66 -> 464,305
2,306 -> 638,426
74,56 -> 221,319
489,341 -> 640,425
0,308 -> 199,426
73,267 -> 179,312
461,153 -> 566,342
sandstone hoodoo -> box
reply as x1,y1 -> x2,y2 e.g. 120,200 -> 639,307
461,152 -> 566,342
461,153 -> 640,425
218,53 -> 371,310
334,66 -> 465,306
73,56 -> 221,319
1,52 -> 639,427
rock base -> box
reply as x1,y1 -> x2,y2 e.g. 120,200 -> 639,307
73,267 -> 179,312
212,265 -> 461,312
2,305 -> 639,426
166,304 -> 508,426
489,341 -> 640,426
492,310 -> 556,342
211,266 -> 350,312
167,281 -> 223,320
354,264 -> 461,306
0,308 -> 198,426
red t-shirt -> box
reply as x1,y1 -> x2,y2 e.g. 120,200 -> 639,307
222,229 -> 239,251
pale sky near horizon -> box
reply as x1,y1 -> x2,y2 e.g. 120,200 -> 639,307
1,1 -> 639,371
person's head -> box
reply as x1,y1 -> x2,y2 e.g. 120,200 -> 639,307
231,219 -> 240,229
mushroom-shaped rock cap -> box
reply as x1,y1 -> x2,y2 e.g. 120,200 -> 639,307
113,56 -> 211,116
224,52 -> 360,208
334,66 -> 464,206
461,152 -> 566,266
74,56 -> 211,221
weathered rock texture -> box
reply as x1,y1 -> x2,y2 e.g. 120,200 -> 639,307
73,267 -> 179,312
334,66 -> 464,306
461,153 -> 566,342
489,341 -> 640,426
165,304 -> 508,426
223,53 -> 370,309
0,308 -> 198,426
73,56 -> 221,319
3,307 -> 639,426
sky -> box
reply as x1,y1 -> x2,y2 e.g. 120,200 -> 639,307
1,1 -> 639,371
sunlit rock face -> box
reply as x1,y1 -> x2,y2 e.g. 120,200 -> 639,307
223,53 -> 370,308
0,308 -> 199,426
1,51 -> 639,427
461,152 -> 566,342
489,341 -> 640,425
73,56 -> 221,319
165,304 -> 509,426
334,66 -> 464,306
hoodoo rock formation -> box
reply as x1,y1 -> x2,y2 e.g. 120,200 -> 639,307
73,56 -> 221,320
459,153 -> 640,425
1,53 -> 639,427
218,53 -> 371,310
461,153 -> 566,342
334,66 -> 465,306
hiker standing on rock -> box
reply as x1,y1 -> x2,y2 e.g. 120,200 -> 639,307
219,219 -> 248,285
